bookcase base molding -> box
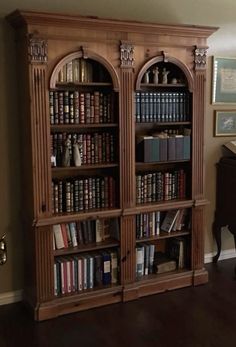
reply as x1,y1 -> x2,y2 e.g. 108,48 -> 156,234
7,9 -> 217,321
32,270 -> 208,321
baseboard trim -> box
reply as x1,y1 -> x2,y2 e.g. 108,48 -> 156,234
0,290 -> 23,306
204,248 -> 236,264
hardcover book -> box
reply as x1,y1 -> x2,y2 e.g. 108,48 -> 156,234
161,210 -> 180,233
153,251 -> 177,274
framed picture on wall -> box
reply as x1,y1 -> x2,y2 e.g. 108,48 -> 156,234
212,57 -> 236,104
214,110 -> 236,136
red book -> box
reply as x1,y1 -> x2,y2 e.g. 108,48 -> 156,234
60,224 -> 69,248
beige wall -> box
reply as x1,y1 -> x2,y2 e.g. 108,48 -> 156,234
1,0 -> 236,294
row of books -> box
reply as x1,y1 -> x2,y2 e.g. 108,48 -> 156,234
160,209 -> 189,233
136,209 -> 189,239
52,176 -> 116,214
56,58 -> 94,84
136,169 -> 186,204
136,212 -> 161,239
136,243 -> 155,277
136,134 -> 190,162
135,91 -> 191,123
53,219 -> 119,250
51,132 -> 115,167
49,90 -> 115,125
54,250 -> 118,295
56,58 -> 110,84
136,238 -> 187,278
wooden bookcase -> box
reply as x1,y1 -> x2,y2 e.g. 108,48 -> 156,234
7,10 -> 217,321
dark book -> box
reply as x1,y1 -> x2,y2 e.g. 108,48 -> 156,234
158,137 -> 168,161
136,136 -> 159,162
183,135 -> 191,160
63,91 -> 69,124
167,136 -> 176,161
135,92 -> 141,122
109,218 -> 120,240
58,91 -> 64,124
166,237 -> 186,269
102,252 -> 111,285
94,253 -> 103,286
49,91 -> 54,124
79,93 -> 85,124
175,135 -> 184,160
74,91 -> 80,124
53,91 -> 59,124
153,251 -> 176,274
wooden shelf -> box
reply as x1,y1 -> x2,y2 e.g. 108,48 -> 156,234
123,199 -> 194,216
36,208 -> 122,226
52,163 -> 119,176
55,82 -> 113,88
54,238 -> 119,256
136,160 -> 190,168
135,121 -> 191,126
139,83 -> 187,88
136,229 -> 190,243
51,123 -> 118,131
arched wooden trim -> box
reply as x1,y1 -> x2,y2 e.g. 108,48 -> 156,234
50,49 -> 120,91
135,55 -> 194,92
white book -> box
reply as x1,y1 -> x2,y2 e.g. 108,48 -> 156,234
89,256 -> 94,289
136,246 -> 144,278
53,224 -> 64,249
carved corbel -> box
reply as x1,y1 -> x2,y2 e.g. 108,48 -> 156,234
194,46 -> 208,70
28,34 -> 48,63
120,41 -> 134,68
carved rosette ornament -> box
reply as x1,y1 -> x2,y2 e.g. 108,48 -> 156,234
194,47 -> 208,70
28,36 -> 48,63
120,42 -> 134,68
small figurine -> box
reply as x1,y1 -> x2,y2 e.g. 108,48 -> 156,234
73,140 -> 82,167
152,66 -> 159,84
51,154 -> 57,167
62,137 -> 71,167
171,78 -> 178,84
162,68 -> 170,84
144,70 -> 150,84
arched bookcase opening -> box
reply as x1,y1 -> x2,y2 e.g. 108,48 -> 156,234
136,55 -> 193,92
50,50 -> 120,91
